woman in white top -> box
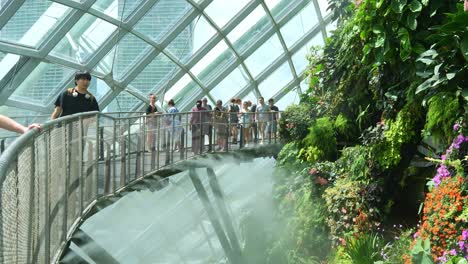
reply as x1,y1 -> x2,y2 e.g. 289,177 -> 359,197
240,101 -> 251,146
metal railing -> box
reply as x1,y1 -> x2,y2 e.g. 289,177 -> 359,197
0,110 -> 281,264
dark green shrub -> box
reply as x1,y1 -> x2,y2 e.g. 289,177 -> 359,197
424,92 -> 461,144
301,117 -> 337,162
279,104 -> 315,143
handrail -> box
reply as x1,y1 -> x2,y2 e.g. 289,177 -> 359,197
0,110 -> 282,264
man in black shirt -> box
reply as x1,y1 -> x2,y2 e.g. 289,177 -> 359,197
268,98 -> 279,139
51,71 -> 99,119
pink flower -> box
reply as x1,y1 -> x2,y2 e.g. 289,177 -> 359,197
309,168 -> 318,175
413,231 -> 419,239
465,0 -> 468,11
459,241 -> 465,251
449,249 -> 457,256
315,176 -> 328,185
462,230 -> 468,241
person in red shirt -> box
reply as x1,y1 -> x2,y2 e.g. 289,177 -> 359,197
190,100 -> 207,154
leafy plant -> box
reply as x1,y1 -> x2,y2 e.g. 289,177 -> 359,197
343,233 -> 384,263
415,4 -> 468,98
279,104 -> 315,143
423,92 -> 461,143
301,117 -> 337,162
411,238 -> 433,264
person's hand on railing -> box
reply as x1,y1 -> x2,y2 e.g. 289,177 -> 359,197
26,123 -> 42,133
0,114 -> 42,134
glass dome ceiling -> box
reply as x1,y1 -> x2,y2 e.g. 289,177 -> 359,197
0,0 -> 335,115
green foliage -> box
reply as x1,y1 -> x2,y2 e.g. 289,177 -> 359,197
334,114 -> 358,142
415,4 -> 468,98
269,170 -> 331,262
301,117 -> 337,162
371,103 -> 423,169
411,238 -> 433,264
343,233 -> 384,263
446,257 -> 468,264
424,92 -> 461,143
323,177 -> 365,241
380,229 -> 415,263
327,0 -> 355,26
279,104 -> 315,143
336,146 -> 371,182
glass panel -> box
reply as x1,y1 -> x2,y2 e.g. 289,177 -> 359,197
93,46 -> 115,76
50,14 -> 117,64
129,53 -> 179,95
191,40 -> 236,86
292,33 -> 324,76
165,26 -> 194,64
210,67 -> 248,101
276,88 -> 300,110
292,45 -> 309,76
164,74 -> 192,102
174,82 -> 203,107
0,106 -> 37,118
264,0 -> 281,11
280,2 -> 319,48
79,78 -> 109,103
10,62 -> 75,105
258,61 -> 293,100
317,0 -> 331,17
326,20 -> 338,37
103,91 -> 141,112
0,1 -> 69,47
242,91 -> 257,105
300,79 -> 309,93
204,0 -> 252,28
192,16 -> 217,53
134,0 -> 192,43
0,53 -> 20,81
113,33 -> 153,81
268,0 -> 298,21
92,0 -> 145,21
244,34 -> 283,78
227,6 -> 272,54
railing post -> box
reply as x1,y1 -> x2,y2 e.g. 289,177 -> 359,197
112,120 -> 117,193
26,144 -> 36,264
127,119 -> 131,181
78,117 -> 84,215
95,115 -> 100,198
62,121 -> 69,244
44,131 -> 51,264
239,125 -> 244,149
0,139 -> 4,154
156,115 -> 161,169
99,127 -> 104,161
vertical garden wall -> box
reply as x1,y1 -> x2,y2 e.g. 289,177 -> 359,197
272,0 -> 467,263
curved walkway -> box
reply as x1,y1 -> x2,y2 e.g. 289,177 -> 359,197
0,111 -> 282,264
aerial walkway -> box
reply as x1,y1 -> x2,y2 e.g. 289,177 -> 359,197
0,111 -> 282,264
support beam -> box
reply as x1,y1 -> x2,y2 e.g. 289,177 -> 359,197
4,98 -> 52,113
0,0 -> 25,30
188,168 -> 240,264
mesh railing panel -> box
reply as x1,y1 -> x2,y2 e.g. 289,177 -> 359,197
0,110 -> 281,263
